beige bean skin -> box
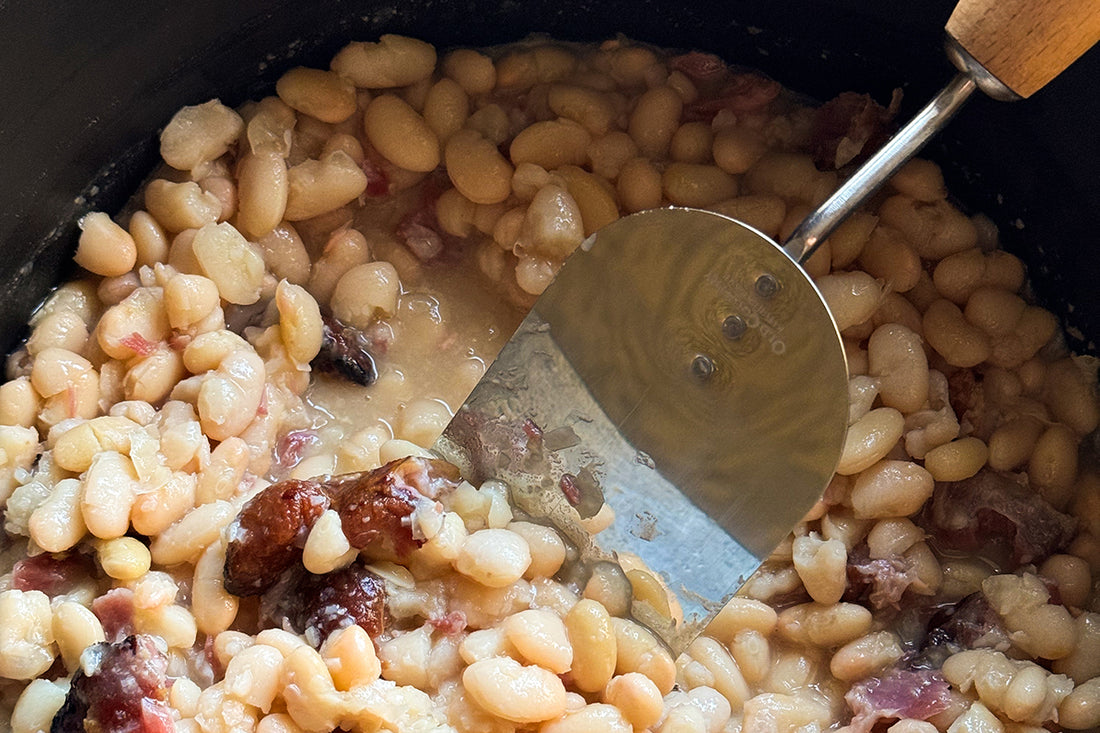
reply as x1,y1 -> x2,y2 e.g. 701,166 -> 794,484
826,212 -> 878,268
617,157 -> 663,213
554,165 -> 619,237
1044,357 -> 1100,436
274,279 -> 323,365
0,378 -> 39,428
144,179 -> 222,232
130,471 -> 197,536
503,608 -> 572,674
127,206 -> 168,267
850,460 -> 934,518
196,349 -> 266,442
662,163 -> 737,207
330,261 -> 401,328
1028,423 -> 1078,509
442,48 -> 496,95
192,539 -> 238,635
364,94 -> 441,173
422,78 -> 469,143
611,617 -> 676,695
858,227 -> 921,293
80,451 -> 138,539
706,597 -> 778,644
445,129 -> 514,205
964,286 -> 1026,337
565,599 -> 617,693
713,125 -> 768,174
159,99 -> 243,171
687,636 -> 751,709
867,323 -> 929,414
709,194 -> 786,238
125,346 -> 187,404
284,151 -> 369,221
877,195 -> 977,260
275,66 -> 356,123
149,500 -> 235,566
777,602 -> 872,647
830,631 -> 904,682
836,407 -> 905,475
587,131 -> 638,180
192,222 -> 266,305
745,152 -> 837,206
889,158 -> 947,201
815,270 -> 882,332
1040,557 -> 1092,611
628,86 -> 682,158
923,299 -> 991,368
330,34 -> 436,88
462,656 -> 567,723
75,212 -> 137,277
29,478 -> 86,553
602,674 -> 663,730
236,151 -> 288,240
548,84 -> 616,136
792,533 -> 847,605
510,119 -> 591,170
925,437 -> 989,482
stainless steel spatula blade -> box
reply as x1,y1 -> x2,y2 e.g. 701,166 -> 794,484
433,208 -> 848,649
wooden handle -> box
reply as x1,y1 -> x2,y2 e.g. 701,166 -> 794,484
946,0 -> 1100,98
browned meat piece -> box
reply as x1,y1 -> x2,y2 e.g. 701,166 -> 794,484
261,561 -> 387,647
223,457 -> 460,596
327,456 -> 461,556
50,635 -> 173,733
921,469 -> 1077,566
223,479 -> 331,596
811,91 -> 900,170
313,314 -> 379,386
684,71 -> 780,122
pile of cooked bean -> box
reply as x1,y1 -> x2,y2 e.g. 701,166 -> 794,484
1,32 -> 1098,733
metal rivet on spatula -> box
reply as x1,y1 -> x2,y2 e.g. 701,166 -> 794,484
691,354 -> 715,380
755,273 -> 779,299
722,314 -> 747,340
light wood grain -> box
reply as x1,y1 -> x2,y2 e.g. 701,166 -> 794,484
947,0 -> 1100,97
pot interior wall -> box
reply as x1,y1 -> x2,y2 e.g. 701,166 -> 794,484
0,0 -> 1096,354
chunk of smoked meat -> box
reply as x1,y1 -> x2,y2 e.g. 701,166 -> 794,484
327,456 -> 461,556
811,91 -> 899,170
223,479 -> 331,596
223,457 -> 460,596
50,635 -> 173,733
313,314 -> 379,386
845,667 -> 955,733
845,545 -> 921,610
12,552 -> 96,597
261,561 -> 386,647
922,469 -> 1076,566
911,592 -> 1010,669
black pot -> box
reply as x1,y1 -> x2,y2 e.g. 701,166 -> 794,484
0,1 -> 1096,355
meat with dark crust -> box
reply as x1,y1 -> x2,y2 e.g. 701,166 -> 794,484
50,635 -> 173,733
223,479 -> 331,596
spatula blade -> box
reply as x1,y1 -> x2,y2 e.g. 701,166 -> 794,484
434,208 -> 848,649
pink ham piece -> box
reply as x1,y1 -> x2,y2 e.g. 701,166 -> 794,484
845,667 -> 956,733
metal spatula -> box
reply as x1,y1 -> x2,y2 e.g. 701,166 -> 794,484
434,0 -> 1100,650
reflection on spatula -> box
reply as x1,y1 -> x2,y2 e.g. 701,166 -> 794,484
435,0 -> 1100,651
